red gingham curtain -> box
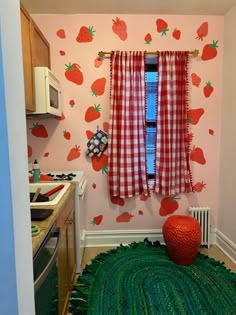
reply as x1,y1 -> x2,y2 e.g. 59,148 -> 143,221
154,51 -> 193,196
108,51 -> 149,198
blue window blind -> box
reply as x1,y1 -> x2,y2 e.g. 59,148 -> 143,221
145,62 -> 157,178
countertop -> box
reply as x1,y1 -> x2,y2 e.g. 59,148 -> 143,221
31,182 -> 75,256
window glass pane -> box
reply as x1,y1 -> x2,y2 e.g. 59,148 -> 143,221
146,127 -> 156,175
146,72 -> 157,122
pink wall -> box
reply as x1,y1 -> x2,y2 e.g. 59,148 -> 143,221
27,14 -> 224,231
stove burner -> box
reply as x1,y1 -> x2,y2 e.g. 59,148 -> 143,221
46,173 -> 76,181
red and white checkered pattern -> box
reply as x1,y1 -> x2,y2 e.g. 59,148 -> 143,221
108,51 -> 149,198
154,51 -> 193,196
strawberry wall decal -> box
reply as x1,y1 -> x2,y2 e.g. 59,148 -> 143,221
44,152 -> 49,157
195,22 -> 208,41
91,78 -> 106,96
111,196 -> 125,206
63,130 -> 71,140
144,33 -> 152,44
103,122 -> 109,132
203,81 -> 214,98
172,28 -> 181,40
190,146 -> 206,165
112,17 -> 128,41
138,210 -> 144,215
86,130 -> 95,139
92,183 -> 96,189
54,112 -> 65,120
94,57 -> 103,68
30,123 -> 48,138
59,50 -> 66,56
56,29 -> 66,39
140,193 -> 149,201
69,99 -> 75,107
86,130 -> 94,139
65,63 -> 84,85
91,215 -> 103,225
201,40 -> 219,61
156,19 -> 169,35
191,73 -> 201,87
67,145 -> 81,161
187,108 -> 205,125
116,212 -> 134,223
28,145 -> 32,158
188,132 -> 194,143
76,26 -> 95,43
209,129 -> 214,136
84,104 -> 101,122
159,195 -> 180,216
91,154 -> 108,174
193,181 -> 206,192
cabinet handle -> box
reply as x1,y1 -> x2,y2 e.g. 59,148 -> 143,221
66,219 -> 73,224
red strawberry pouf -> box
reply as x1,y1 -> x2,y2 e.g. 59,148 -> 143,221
162,215 -> 201,265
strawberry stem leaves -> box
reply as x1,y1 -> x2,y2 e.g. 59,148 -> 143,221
102,166 -> 108,174
170,194 -> 181,200
94,104 -> 101,112
65,62 -> 73,71
210,40 -> 219,49
88,26 -> 96,36
161,28 -> 169,36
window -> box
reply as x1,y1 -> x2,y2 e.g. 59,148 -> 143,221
109,51 -> 192,197
145,61 -> 157,179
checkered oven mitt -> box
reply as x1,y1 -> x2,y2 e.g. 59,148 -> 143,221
86,130 -> 108,157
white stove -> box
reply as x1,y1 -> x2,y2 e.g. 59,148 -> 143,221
44,171 -> 87,273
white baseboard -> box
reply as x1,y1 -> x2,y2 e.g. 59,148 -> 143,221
85,229 -> 216,248
85,229 -> 164,247
215,229 -> 236,264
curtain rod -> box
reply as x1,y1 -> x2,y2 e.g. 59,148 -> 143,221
98,49 -> 199,59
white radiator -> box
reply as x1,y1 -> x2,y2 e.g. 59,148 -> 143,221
189,207 -> 210,248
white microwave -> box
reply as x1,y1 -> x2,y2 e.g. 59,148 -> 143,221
27,67 -> 62,118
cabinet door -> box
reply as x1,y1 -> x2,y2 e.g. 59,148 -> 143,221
57,193 -> 76,315
31,20 -> 51,69
57,222 -> 70,315
67,211 -> 76,285
20,4 -> 35,111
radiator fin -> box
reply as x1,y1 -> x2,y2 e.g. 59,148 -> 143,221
189,207 -> 210,248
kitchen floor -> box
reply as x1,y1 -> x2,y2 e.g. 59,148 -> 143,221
81,245 -> 236,272
67,245 -> 236,314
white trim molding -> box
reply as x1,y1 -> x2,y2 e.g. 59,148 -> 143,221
85,228 -> 216,248
85,229 -> 164,247
216,229 -> 236,264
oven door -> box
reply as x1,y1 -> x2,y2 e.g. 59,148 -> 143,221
33,224 -> 60,315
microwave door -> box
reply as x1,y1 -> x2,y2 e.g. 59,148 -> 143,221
49,84 -> 59,110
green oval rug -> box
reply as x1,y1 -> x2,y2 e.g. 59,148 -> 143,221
70,239 -> 236,315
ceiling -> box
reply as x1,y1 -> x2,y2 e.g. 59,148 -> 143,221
21,0 -> 235,15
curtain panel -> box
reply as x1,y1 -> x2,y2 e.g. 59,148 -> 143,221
154,51 -> 193,195
108,51 -> 149,198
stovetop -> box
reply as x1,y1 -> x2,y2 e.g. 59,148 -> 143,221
46,172 -> 77,181
44,171 -> 85,183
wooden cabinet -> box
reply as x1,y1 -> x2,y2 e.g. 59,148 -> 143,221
57,192 -> 76,315
31,20 -> 51,68
20,3 -> 50,112
20,4 -> 34,111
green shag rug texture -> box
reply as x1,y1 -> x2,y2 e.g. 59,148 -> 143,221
70,239 -> 236,315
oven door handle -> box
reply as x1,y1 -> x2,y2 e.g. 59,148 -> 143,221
34,228 -> 61,292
